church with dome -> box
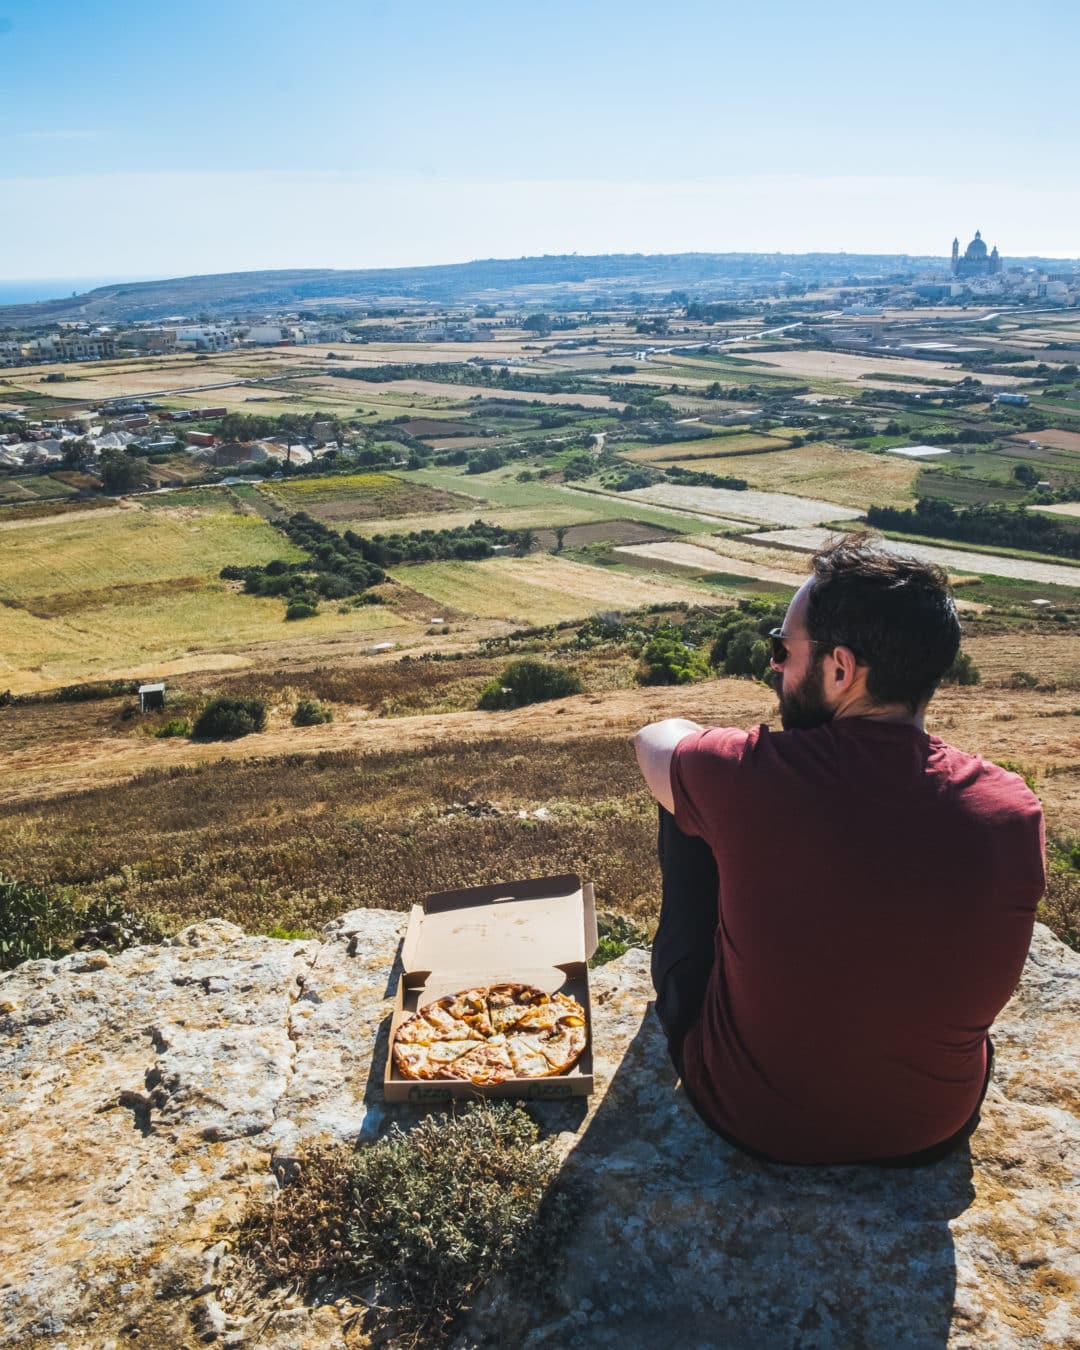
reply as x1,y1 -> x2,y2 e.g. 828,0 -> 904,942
951,230 -> 1001,279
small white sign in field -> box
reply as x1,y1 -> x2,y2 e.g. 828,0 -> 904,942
744,528 -> 1080,590
885,445 -> 951,458
624,484 -> 863,528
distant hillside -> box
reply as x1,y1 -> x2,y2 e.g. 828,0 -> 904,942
4,249 -> 1076,328
0,250 -> 952,327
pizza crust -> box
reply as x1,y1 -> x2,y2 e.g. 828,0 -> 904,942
393,983 -> 588,1084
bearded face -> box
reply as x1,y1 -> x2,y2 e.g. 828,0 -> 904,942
777,650 -> 836,732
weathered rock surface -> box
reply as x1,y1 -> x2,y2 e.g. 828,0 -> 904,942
1,918 -> 1078,1349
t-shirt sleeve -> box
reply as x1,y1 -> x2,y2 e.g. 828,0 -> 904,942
670,725 -> 752,842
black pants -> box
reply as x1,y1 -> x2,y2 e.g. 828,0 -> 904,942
650,805 -> 992,1168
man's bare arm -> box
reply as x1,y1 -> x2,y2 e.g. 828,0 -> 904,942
633,718 -> 703,814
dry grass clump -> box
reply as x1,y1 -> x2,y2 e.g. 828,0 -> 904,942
1040,871 -> 1080,951
0,736 -> 660,936
236,1101 -> 576,1346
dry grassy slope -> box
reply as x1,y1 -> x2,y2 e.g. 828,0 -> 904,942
2,634 -> 1078,828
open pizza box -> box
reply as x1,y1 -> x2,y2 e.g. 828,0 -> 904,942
384,873 -> 598,1102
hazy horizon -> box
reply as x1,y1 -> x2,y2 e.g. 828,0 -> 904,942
2,0 -> 1077,280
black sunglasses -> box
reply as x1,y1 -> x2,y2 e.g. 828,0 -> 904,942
768,628 -> 864,666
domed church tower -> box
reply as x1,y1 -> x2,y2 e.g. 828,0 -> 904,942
952,230 -> 1001,279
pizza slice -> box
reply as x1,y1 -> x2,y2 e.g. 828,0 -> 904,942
486,983 -> 536,1034
419,999 -> 486,1040
440,1038 -> 515,1084
392,1041 -> 435,1079
441,988 -> 495,1037
524,1020 -> 588,1075
507,1035 -> 555,1079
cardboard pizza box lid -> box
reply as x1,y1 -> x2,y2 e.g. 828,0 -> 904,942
400,873 -> 597,980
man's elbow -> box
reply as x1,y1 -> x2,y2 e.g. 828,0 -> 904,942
634,718 -> 700,812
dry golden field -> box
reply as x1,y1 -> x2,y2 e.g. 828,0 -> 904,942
0,640 -> 1077,943
744,527 -> 1080,589
669,443 -> 922,511
398,553 -> 714,625
620,433 -> 794,463
622,483 -> 862,527
0,500 -> 413,692
614,541 -> 806,588
738,348 -> 1030,389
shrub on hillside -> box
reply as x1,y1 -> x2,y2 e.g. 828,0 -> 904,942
191,696 -> 267,740
0,874 -> 160,971
284,600 -> 319,621
940,651 -> 981,686
153,717 -> 191,739
238,1101 -> 577,1345
637,629 -> 710,685
292,698 -> 333,727
477,659 -> 583,710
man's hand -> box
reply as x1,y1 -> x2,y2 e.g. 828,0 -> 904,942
633,718 -> 703,814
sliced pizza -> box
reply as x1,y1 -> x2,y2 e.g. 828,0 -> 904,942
393,983 -> 587,1084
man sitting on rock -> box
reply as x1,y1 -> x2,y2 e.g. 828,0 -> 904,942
634,534 -> 1045,1166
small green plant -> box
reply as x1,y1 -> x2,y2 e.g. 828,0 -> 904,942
191,696 -> 267,740
153,717 -> 191,738
285,599 -> 319,621
0,875 -> 161,971
263,924 -> 311,940
238,1101 -> 577,1344
1008,670 -> 1038,690
477,658 -> 583,710
0,874 -> 57,968
292,697 -> 333,727
590,911 -> 652,967
992,759 -> 1037,792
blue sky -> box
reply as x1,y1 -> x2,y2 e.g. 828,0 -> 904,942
2,0 -> 1078,282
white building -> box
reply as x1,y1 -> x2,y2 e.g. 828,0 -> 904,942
175,327 -> 232,351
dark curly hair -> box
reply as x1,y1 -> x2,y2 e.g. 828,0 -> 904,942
806,533 -> 961,712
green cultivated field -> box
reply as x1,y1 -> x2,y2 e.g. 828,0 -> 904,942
265,472 -> 478,521
0,499 -> 412,691
0,499 -> 300,599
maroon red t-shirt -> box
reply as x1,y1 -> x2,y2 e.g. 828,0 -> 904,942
670,718 -> 1045,1165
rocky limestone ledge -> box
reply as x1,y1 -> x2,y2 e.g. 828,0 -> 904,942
0,917 -> 1078,1350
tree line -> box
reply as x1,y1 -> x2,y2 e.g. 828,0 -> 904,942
221,513 -> 530,618
866,499 -> 1080,560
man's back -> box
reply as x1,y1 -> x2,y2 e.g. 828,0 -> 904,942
671,717 -> 1045,1165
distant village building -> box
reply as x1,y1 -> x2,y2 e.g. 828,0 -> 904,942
175,327 -> 231,351
951,230 -> 1002,280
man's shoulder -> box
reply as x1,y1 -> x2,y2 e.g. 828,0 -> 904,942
930,736 -> 1044,815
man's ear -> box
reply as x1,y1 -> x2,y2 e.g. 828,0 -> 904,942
829,645 -> 861,689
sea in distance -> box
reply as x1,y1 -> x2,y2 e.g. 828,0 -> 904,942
0,276 -> 147,304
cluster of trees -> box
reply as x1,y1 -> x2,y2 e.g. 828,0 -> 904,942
666,464 -> 748,491
221,512 -> 388,617
192,696 -> 267,740
636,601 -> 787,685
346,517 -> 527,567
866,499 -> 1080,560
920,427 -> 996,446
700,381 -> 807,402
340,362 -> 603,398
215,410 -> 347,444
684,301 -> 747,322
222,511 -> 532,617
